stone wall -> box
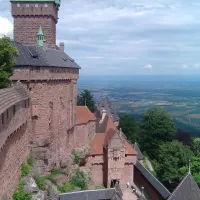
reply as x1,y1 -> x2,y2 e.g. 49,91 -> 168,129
28,80 -> 77,172
0,122 -> 31,198
91,164 -> 104,186
11,2 -> 58,46
73,121 -> 96,148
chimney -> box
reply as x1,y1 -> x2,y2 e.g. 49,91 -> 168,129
59,42 -> 65,52
43,40 -> 47,51
100,109 -> 107,123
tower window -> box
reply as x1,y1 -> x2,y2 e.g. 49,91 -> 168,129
26,4 -> 29,7
35,3 -> 38,7
44,3 -> 48,7
17,3 -> 20,7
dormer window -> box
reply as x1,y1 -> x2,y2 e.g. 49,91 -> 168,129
17,3 -> 20,7
44,3 -> 48,7
35,3 -> 38,7
26,4 -> 29,7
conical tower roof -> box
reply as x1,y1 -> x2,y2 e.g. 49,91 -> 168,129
168,174 -> 200,200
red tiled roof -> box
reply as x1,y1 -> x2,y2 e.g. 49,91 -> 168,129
90,116 -> 137,155
90,133 -> 105,155
76,106 -> 96,125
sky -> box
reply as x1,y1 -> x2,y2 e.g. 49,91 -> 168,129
0,0 -> 200,76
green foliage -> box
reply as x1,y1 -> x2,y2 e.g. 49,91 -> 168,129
34,176 -> 46,190
58,169 -> 88,193
58,181 -> 75,193
51,169 -> 64,175
154,141 -> 194,189
45,174 -> 56,185
21,164 -> 31,177
13,181 -> 31,200
72,149 -> 81,165
77,89 -> 96,112
180,157 -> 200,186
27,153 -> 34,167
137,106 -> 177,158
45,169 -> 64,185
119,114 -> 137,143
193,138 -> 200,156
0,37 -> 19,89
71,169 -> 88,190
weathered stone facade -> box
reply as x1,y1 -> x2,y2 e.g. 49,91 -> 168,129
0,85 -> 31,198
11,1 -> 58,47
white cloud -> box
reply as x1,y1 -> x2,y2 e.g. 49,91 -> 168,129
143,64 -> 152,69
0,17 -> 13,37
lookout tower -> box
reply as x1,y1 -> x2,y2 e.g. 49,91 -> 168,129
10,0 -> 60,47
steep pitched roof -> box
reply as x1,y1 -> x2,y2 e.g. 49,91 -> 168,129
0,82 -> 30,114
76,106 -> 96,125
168,173 -> 200,200
96,115 -> 116,133
90,125 -> 137,155
11,40 -> 81,69
133,142 -> 144,160
97,97 -> 119,122
135,160 -> 171,199
59,188 -> 121,200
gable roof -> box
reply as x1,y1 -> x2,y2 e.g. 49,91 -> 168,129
59,188 -> 120,200
11,40 -> 80,69
135,160 -> 171,199
76,106 -> 96,125
97,97 -> 119,122
133,142 -> 144,160
168,173 -> 200,200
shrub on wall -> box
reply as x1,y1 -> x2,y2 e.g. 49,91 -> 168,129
34,176 -> 46,190
72,149 -> 81,165
13,181 -> 31,200
21,164 -> 31,177
27,153 -> 34,167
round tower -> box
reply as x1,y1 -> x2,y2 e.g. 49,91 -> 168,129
10,0 -> 60,47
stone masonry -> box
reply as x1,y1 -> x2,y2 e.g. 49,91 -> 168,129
11,2 -> 59,47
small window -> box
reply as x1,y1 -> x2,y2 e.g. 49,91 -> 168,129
17,3 -> 20,7
2,114 -> 4,125
27,99 -> 30,107
44,3 -> 48,7
13,105 -> 16,114
26,4 -> 29,7
92,155 -> 95,158
35,3 -> 38,7
125,154 -> 127,157
35,67 -> 40,72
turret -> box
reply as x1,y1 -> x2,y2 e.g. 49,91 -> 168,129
37,25 -> 44,47
10,0 -> 61,47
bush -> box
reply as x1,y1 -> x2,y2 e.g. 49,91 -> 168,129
51,169 -> 64,175
34,176 -> 46,190
72,150 -> 81,165
27,153 -> 34,167
45,174 -> 56,185
13,181 -> 31,200
58,181 -> 75,193
95,185 -> 105,189
21,164 -> 31,177
71,169 -> 88,190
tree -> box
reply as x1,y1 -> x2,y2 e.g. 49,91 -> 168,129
77,90 -> 96,113
137,106 -> 176,158
119,114 -> 137,143
193,138 -> 200,156
154,141 -> 194,191
0,37 -> 19,89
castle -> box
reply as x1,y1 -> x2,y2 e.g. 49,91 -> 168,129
0,1 -> 200,200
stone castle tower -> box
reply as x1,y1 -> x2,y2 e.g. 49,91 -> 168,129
11,0 -> 60,47
10,0 -> 80,173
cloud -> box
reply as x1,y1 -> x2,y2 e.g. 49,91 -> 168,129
1,0 -> 200,75
143,64 -> 152,69
0,17 -> 13,37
